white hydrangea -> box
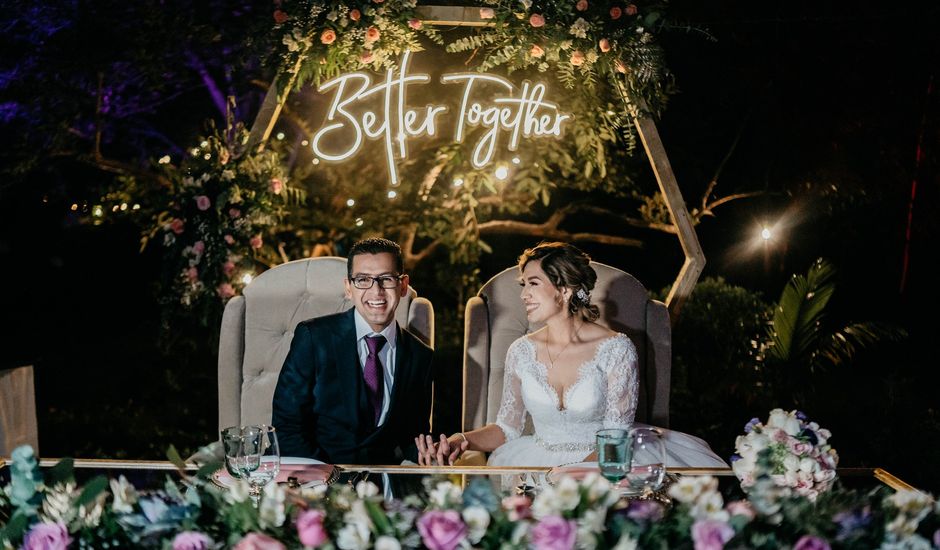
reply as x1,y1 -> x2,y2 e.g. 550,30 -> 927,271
568,18 -> 590,39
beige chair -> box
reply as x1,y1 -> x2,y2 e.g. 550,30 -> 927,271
218,257 -> 434,433
462,261 -> 671,436
0,365 -> 40,456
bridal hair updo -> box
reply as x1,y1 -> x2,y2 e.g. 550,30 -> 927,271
518,242 -> 600,321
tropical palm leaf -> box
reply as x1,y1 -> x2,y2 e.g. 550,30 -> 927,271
815,322 -> 908,369
766,258 -> 836,365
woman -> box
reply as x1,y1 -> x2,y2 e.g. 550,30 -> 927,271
417,242 -> 725,468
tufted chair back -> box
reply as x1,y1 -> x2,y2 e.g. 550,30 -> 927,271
218,257 -> 434,432
462,262 -> 671,434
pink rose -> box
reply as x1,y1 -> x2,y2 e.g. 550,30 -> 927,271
614,59 -> 628,73
223,261 -> 236,276
501,495 -> 532,521
217,283 -> 235,299
691,520 -> 734,550
417,510 -> 467,550
408,18 -> 422,30
229,208 -> 241,219
599,38 -> 611,52
186,267 -> 199,282
320,29 -> 336,45
529,13 -> 545,27
373,0 -> 384,3
250,235 -> 263,249
570,50 -> 585,66
725,500 -> 755,521
192,240 -> 205,255
626,4 -> 638,15
195,195 -> 210,211
22,522 -> 71,550
933,529 -> 940,549
233,533 -> 285,550
479,7 -> 495,19
531,516 -> 576,550
793,535 -> 831,550
172,531 -> 214,550
273,10 -> 288,24
576,0 -> 588,11
297,509 -> 329,547
349,9 -> 361,21
360,50 -> 375,63
224,234 -> 235,245
610,6 -> 622,19
269,178 -> 283,194
365,26 -> 380,43
530,44 -> 544,58
625,500 -> 664,522
170,218 -> 185,234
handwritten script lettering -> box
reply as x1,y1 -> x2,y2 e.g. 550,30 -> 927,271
311,51 -> 570,185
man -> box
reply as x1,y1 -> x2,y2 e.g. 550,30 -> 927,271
272,238 -> 433,464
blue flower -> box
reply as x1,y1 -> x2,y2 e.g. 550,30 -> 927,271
730,454 -> 742,463
795,410 -> 808,421
744,418 -> 760,433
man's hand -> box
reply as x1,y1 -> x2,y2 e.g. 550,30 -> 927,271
415,434 -> 469,465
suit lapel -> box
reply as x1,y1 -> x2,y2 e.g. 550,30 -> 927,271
333,309 -> 361,430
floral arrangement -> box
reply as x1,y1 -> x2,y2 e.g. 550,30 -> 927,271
4,440 -> 940,550
134,124 -> 301,319
732,408 -> 839,501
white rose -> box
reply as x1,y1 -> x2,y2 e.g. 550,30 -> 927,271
109,476 -> 138,514
259,482 -> 287,527
462,505 -> 491,544
690,491 -> 728,522
749,432 -> 771,452
611,534 -> 639,550
356,480 -> 380,498
337,522 -> 371,550
531,485 -> 560,518
799,457 -> 816,473
429,481 -> 461,507
555,476 -> 581,511
783,454 -> 800,473
375,536 -> 401,550
226,479 -> 251,503
783,416 -> 801,436
767,409 -> 789,428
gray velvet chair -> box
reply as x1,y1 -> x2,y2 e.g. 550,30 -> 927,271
218,257 -> 434,433
461,261 -> 671,436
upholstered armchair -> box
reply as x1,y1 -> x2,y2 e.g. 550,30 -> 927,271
218,257 -> 434,433
462,261 -> 671,437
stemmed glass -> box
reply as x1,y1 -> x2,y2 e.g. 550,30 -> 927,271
221,425 -> 280,501
596,428 -> 632,484
626,427 -> 666,495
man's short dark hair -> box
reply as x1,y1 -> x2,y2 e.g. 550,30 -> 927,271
347,238 -> 404,277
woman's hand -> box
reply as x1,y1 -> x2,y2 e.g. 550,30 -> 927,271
415,434 -> 469,465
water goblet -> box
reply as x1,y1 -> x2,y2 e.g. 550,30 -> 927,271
221,425 -> 260,481
242,425 -> 280,498
626,427 -> 666,495
596,428 -> 631,483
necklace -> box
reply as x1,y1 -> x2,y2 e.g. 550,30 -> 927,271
544,322 -> 583,369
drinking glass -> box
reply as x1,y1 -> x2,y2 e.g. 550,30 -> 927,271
626,427 -> 666,494
242,425 -> 280,496
596,428 -> 631,483
221,425 -> 260,480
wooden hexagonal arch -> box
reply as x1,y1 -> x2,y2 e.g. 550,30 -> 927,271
247,5 -> 704,321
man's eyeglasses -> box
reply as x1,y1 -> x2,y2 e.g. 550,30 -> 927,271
349,275 -> 403,289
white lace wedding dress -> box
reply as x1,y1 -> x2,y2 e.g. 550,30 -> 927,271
487,333 -> 727,468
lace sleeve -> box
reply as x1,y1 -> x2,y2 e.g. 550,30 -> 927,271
603,334 -> 639,430
494,339 -> 528,441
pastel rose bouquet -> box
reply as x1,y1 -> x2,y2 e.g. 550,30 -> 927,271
732,408 -> 839,500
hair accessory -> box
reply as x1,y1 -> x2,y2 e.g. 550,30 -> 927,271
576,288 -> 590,302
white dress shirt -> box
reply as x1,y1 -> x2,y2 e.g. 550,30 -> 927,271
353,309 -> 397,426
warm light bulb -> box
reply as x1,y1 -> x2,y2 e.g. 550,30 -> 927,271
453,177 -> 464,187
512,157 -> 521,165
301,140 -> 309,146
276,132 -> 285,140
158,155 -> 171,164
241,273 -> 253,285
761,227 -> 772,240
92,206 -> 103,217
120,203 -> 128,211
355,217 -> 364,227
388,190 -> 397,199
494,165 -> 509,180
346,198 -> 356,207
200,140 -> 209,148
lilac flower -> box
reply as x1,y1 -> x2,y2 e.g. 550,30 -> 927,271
729,454 -> 741,463
691,519 -> 734,550
833,507 -> 871,541
172,531 -> 213,550
531,516 -> 576,550
22,522 -> 72,550
625,500 -> 664,522
795,411 -> 808,421
417,510 -> 467,550
744,418 -> 760,433
933,529 -> 940,549
793,535 -> 831,550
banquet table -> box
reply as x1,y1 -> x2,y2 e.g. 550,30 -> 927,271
0,457 -> 918,497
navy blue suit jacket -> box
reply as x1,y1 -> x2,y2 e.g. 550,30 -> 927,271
271,309 -> 433,464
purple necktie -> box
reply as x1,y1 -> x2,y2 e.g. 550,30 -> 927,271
363,335 -> 386,426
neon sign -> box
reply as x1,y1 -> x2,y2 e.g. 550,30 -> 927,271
311,51 -> 571,185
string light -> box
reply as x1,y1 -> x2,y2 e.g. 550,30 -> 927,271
70,204 -> 78,211
388,190 -> 397,199
112,205 -> 120,212
120,203 -> 128,211
453,177 -> 464,187
203,153 -> 211,160
92,206 -> 103,217
761,227 -> 772,240
346,198 -> 355,207
200,140 -> 209,148
512,157 -> 521,164
132,204 -> 140,210
494,165 -> 509,180
241,273 -> 253,285
301,140 -> 309,146
276,132 -> 285,140
355,217 -> 364,227
158,155 -> 171,164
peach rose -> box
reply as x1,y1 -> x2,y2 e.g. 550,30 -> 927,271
576,0 -> 588,11
530,44 -> 545,58
360,50 -> 375,63
365,26 -> 380,43
408,18 -> 422,30
570,50 -> 585,66
320,29 -> 336,45
529,13 -> 545,27
610,6 -> 622,19
349,9 -> 361,21
479,7 -> 495,19
599,38 -> 611,52
373,0 -> 384,3
626,4 -> 638,15
273,10 -> 288,24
